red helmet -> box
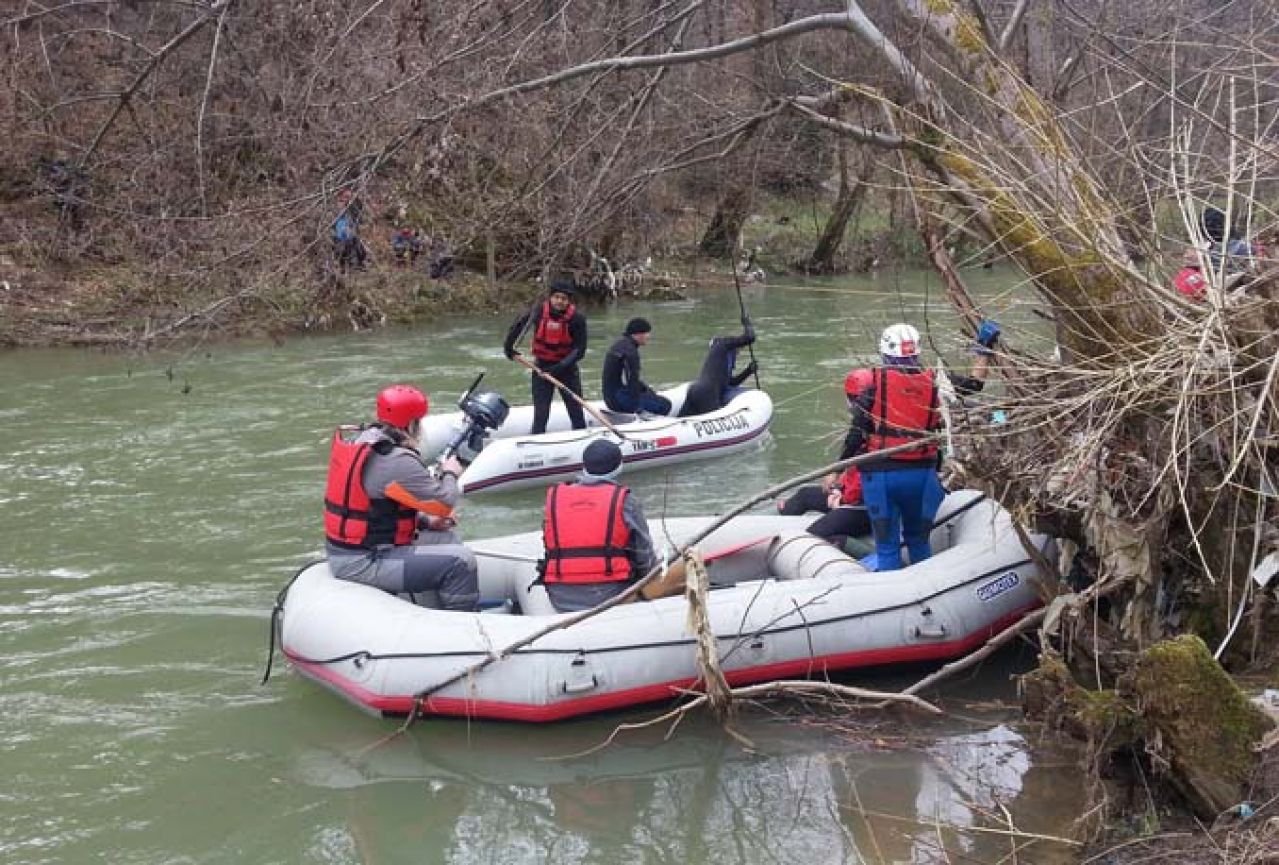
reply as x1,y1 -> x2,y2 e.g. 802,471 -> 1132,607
844,368 -> 873,398
376,385 -> 429,429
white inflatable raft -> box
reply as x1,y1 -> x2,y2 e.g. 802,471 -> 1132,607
277,491 -> 1046,722
419,384 -> 773,494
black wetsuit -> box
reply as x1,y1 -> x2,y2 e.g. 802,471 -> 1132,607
678,327 -> 756,417
601,335 -> 671,414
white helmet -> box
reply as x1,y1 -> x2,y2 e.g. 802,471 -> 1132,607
879,323 -> 921,358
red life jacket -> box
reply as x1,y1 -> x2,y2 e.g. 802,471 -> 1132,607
323,427 -> 417,549
836,465 -> 863,505
532,301 -> 577,363
1173,266 -> 1206,300
867,367 -> 940,461
541,482 -> 632,584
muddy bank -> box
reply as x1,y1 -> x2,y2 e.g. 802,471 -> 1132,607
0,259 -> 543,349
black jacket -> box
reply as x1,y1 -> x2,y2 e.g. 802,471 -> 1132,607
601,335 -> 650,406
503,304 -> 588,370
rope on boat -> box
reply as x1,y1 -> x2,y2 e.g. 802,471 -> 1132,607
260,559 -> 324,685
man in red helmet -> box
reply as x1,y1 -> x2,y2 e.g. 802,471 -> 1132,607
503,278 -> 589,434
323,384 -> 478,611
843,322 -> 996,571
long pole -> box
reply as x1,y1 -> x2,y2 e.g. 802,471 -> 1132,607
510,353 -> 635,440
729,250 -> 762,390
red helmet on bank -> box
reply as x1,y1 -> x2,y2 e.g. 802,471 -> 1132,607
376,385 -> 429,428
844,368 -> 874,398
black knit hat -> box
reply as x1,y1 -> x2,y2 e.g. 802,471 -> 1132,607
624,317 -> 652,336
581,439 -> 623,477
549,276 -> 576,298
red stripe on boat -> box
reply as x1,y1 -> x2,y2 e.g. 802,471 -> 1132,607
284,604 -> 1038,722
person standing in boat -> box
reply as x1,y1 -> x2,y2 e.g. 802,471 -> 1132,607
503,278 -> 589,435
677,316 -> 759,417
539,439 -> 658,613
845,321 -> 998,571
601,318 -> 672,415
323,384 -> 479,611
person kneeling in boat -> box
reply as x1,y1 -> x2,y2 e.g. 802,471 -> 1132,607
601,318 -> 672,416
677,315 -> 758,417
847,322 -> 996,571
776,369 -> 873,553
323,384 -> 479,611
776,368 -> 873,518
539,439 -> 661,613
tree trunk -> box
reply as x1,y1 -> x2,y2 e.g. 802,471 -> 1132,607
698,188 -> 750,259
804,144 -> 872,274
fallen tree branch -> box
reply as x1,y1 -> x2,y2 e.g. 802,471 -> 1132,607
554,679 -> 944,760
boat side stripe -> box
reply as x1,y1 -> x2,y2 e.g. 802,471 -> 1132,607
283,557 -> 1036,666
463,422 -> 771,492
286,603 -> 1039,722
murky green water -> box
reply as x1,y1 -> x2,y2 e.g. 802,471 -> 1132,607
1,270 -> 1082,864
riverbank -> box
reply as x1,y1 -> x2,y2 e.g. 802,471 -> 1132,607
0,254 -> 550,348
0,184 -> 934,349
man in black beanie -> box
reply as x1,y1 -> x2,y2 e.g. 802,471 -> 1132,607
600,317 -> 672,415
502,277 -> 588,434
539,439 -> 659,612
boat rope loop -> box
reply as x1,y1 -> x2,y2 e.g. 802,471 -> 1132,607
684,549 -> 733,719
260,560 -> 323,686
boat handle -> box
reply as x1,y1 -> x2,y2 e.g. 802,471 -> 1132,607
562,675 -> 598,694
914,623 -> 948,639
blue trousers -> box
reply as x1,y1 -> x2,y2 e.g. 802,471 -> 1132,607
860,467 -> 944,571
607,389 -> 672,415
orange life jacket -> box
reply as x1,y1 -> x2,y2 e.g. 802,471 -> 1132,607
541,482 -> 631,584
323,426 -> 417,549
867,367 -> 940,461
532,301 -> 577,363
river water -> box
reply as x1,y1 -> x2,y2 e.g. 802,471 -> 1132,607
1,271 -> 1084,864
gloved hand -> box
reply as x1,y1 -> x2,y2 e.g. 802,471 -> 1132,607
503,345 -> 517,361
973,318 -> 1001,355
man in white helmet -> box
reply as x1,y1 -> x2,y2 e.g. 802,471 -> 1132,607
841,320 -> 999,570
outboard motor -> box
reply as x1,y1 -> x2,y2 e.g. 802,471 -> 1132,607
439,375 -> 510,462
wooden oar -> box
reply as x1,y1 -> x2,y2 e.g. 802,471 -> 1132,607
510,352 -> 636,441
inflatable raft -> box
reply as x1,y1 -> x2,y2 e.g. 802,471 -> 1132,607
418,384 -> 773,494
277,491 -> 1046,722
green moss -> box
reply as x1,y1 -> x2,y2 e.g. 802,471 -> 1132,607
1133,635 -> 1270,784
1069,685 -> 1139,743
953,15 -> 987,55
